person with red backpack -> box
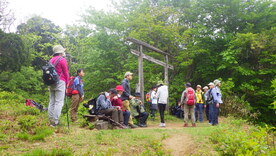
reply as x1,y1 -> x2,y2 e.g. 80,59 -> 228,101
181,83 -> 197,127
70,69 -> 85,122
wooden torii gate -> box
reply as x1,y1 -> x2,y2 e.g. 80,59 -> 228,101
127,37 -> 174,102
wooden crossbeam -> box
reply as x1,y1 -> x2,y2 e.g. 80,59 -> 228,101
131,49 -> 174,70
127,37 -> 172,57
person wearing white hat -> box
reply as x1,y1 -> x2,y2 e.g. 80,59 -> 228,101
121,71 -> 137,128
207,80 -> 222,126
202,86 -> 209,121
48,45 -> 69,127
195,84 -> 204,123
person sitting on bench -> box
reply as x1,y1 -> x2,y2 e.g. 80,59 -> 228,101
97,89 -> 125,126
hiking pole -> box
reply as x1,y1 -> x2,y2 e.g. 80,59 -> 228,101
65,96 -> 70,129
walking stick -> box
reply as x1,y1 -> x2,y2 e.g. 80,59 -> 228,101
65,96 -> 70,129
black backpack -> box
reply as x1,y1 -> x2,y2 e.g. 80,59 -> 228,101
83,94 -> 104,115
206,89 -> 213,103
42,57 -> 62,85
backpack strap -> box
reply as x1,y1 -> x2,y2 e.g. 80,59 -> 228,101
53,56 -> 63,67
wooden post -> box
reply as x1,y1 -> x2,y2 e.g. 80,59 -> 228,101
164,55 -> 169,85
138,45 -> 144,102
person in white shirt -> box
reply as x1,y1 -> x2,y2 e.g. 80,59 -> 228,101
156,81 -> 168,127
150,86 -> 158,121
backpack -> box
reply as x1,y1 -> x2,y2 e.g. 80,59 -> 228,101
66,76 -> 76,97
145,91 -> 152,103
206,89 -> 213,103
186,88 -> 195,106
83,94 -> 104,115
25,99 -> 46,112
42,57 -> 62,85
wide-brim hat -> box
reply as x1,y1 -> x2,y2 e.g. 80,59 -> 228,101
185,83 -> 191,87
214,79 -> 221,85
203,86 -> 208,90
115,85 -> 124,92
53,45 -> 66,54
157,80 -> 164,86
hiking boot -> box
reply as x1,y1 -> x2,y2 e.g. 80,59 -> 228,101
192,123 -> 196,127
129,124 -> 138,128
184,123 -> 188,127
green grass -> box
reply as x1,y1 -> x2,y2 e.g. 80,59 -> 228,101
1,91 -> 275,155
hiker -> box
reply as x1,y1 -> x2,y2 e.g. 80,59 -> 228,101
205,82 -> 216,125
211,79 -> 223,126
48,45 -> 69,127
195,85 -> 204,122
150,86 -> 158,121
156,81 -> 168,127
121,71 -> 137,128
130,92 -> 149,127
202,86 -> 209,121
181,83 -> 196,127
97,89 -> 125,127
70,69 -> 85,122
111,85 -> 131,127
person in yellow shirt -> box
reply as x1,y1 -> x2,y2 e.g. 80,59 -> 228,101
195,85 -> 204,122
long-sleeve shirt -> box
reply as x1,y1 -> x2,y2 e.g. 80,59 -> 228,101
121,78 -> 131,101
73,76 -> 84,97
156,85 -> 168,104
96,94 -> 113,110
214,87 -> 223,104
50,56 -> 69,85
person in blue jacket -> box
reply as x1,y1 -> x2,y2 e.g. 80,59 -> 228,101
70,69 -> 85,122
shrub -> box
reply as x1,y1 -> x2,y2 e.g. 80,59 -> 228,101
18,115 -> 37,131
210,121 -> 276,155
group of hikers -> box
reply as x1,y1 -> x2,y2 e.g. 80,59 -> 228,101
47,45 -> 222,128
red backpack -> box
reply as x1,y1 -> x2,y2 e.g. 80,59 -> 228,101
66,76 -> 75,97
186,88 -> 195,106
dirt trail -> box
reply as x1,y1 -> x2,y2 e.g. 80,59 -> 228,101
135,122 -> 198,155
163,134 -> 196,156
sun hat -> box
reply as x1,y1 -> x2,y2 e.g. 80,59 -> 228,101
157,80 -> 164,86
214,79 -> 221,86
208,82 -> 214,86
196,85 -> 202,88
115,85 -> 124,92
53,45 -> 66,54
124,71 -> 133,77
203,86 -> 208,90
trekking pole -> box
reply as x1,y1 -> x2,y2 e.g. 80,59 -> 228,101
65,96 -> 70,129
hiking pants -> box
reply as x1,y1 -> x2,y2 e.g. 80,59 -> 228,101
205,104 -> 209,121
195,103 -> 204,122
184,104 -> 195,124
209,103 -> 219,125
150,109 -> 157,119
70,94 -> 81,122
100,108 -> 124,124
123,111 -> 130,126
122,100 -> 134,125
158,103 -> 166,123
48,80 -> 66,125
137,112 -> 149,125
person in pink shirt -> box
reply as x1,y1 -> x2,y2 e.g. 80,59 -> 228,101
48,45 -> 69,127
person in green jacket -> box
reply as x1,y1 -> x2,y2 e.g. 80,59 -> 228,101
130,93 -> 149,127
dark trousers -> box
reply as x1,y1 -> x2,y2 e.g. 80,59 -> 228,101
158,103 -> 166,123
209,103 -> 219,125
123,111 -> 130,126
150,109 -> 157,118
135,112 -> 149,125
206,105 -> 209,121
195,103 -> 204,122
100,108 -> 124,124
